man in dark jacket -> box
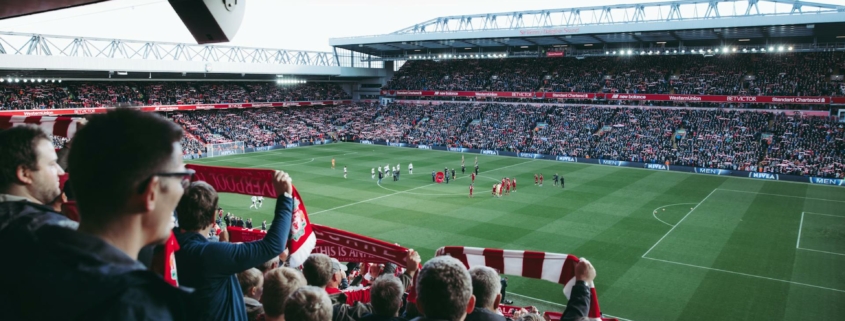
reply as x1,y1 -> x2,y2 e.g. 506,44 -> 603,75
175,174 -> 294,321
500,277 -> 511,304
560,259 -> 596,321
360,275 -> 407,321
465,267 -> 505,321
1,110 -> 196,320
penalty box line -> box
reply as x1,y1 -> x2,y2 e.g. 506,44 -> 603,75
641,188 -> 719,258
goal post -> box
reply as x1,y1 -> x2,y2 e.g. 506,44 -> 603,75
206,141 -> 245,158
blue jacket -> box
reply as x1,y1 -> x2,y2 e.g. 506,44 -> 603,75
0,198 -> 195,321
175,194 -> 293,321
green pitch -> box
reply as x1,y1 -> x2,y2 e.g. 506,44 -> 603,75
188,143 -> 845,321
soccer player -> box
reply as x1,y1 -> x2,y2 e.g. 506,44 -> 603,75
462,154 -> 465,166
534,174 -> 539,185
505,178 -> 511,195
378,166 -> 382,176
512,177 -> 517,192
344,166 -> 348,179
409,162 -> 413,174
451,168 -> 456,180
461,164 -> 466,174
560,174 -> 565,189
475,164 -> 479,175
332,158 -> 336,169
539,174 -> 544,186
471,172 -> 476,183
469,184 -> 474,198
498,182 -> 503,197
444,166 -> 448,177
553,173 -> 559,186
250,195 -> 258,209
371,168 -> 375,179
258,196 -> 264,208
445,172 -> 450,184
378,170 -> 383,184
475,156 -> 478,166
397,163 -> 401,172
492,184 -> 497,198
431,170 -> 436,182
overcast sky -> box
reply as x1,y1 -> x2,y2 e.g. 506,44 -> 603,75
0,0 -> 842,52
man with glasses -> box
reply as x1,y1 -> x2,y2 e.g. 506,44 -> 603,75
2,109 -> 196,320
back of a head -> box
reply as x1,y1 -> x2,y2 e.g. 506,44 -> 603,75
237,268 -> 263,298
68,109 -> 182,224
371,275 -> 405,317
517,313 -> 544,321
417,256 -> 473,321
302,253 -> 332,287
284,286 -> 332,321
469,266 -> 501,309
262,267 -> 307,318
0,125 -> 59,204
176,181 -> 218,231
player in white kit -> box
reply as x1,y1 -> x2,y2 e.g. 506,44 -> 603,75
250,196 -> 258,209
371,168 -> 375,179
409,163 -> 413,174
257,196 -> 263,208
344,166 -> 348,179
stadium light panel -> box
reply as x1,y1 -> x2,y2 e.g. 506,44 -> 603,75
768,46 -> 774,51
778,46 -> 784,51
681,49 -> 685,53
751,48 -> 757,52
14,78 -> 19,83
605,51 -> 609,55
627,50 -> 632,55
788,46 -> 793,51
742,48 -> 747,52
732,48 -> 737,52
37,78 -> 42,82
0,78 -> 3,82
723,47 -> 728,52
23,79 -> 28,83
58,79 -> 61,83
838,36 -> 845,39
6,78 -> 10,82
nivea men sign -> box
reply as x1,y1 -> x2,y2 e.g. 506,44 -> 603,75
809,177 -> 845,186
518,153 -> 543,159
748,172 -> 779,180
418,145 -> 432,150
599,160 -> 623,166
286,143 -> 300,148
695,168 -> 731,175
645,163 -> 668,170
361,140 -> 374,145
556,156 -> 577,162
447,147 -> 469,152
481,150 -> 499,155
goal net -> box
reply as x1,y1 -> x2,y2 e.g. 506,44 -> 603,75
206,141 -> 245,158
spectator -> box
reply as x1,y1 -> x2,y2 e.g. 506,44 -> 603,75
302,253 -> 373,321
1,109 -> 195,320
412,256 -> 476,321
262,267 -> 308,321
465,267 -> 505,321
238,268 -> 265,321
560,259 -> 597,321
360,275 -> 407,321
284,286 -> 334,321
174,172 -> 294,321
0,125 -> 66,205
258,256 -> 281,276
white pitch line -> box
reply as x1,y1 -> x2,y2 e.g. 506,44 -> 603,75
641,188 -> 719,258
803,211 -> 845,218
796,248 -> 845,257
310,159 -> 536,216
717,188 -> 845,204
507,292 -> 634,321
642,256 -> 845,293
796,212 -> 804,249
650,203 -> 698,227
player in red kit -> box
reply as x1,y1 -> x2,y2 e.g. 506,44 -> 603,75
534,174 -> 539,185
512,178 -> 517,192
469,184 -> 474,198
471,172 -> 476,183
539,174 -> 544,186
505,178 -> 511,195
492,184 -> 497,197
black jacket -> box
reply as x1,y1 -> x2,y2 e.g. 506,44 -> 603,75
465,307 -> 506,321
360,313 -> 407,321
561,280 -> 591,321
0,199 -> 195,321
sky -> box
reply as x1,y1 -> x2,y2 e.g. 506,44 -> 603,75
0,0 -> 842,52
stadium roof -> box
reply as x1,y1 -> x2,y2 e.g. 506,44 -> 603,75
330,0 -> 845,60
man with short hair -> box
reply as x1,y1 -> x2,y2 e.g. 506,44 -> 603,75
175,174 -> 294,321
262,267 -> 308,321
360,275 -> 406,321
285,286 -> 334,321
465,267 -> 505,321
413,256 -> 476,321
2,109 -> 195,320
238,268 -> 265,321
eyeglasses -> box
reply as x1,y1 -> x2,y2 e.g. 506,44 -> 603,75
138,169 -> 195,193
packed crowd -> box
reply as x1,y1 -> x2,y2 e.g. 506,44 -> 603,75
386,52 -> 845,97
171,102 -> 843,178
0,82 -> 350,110
0,110 -> 596,321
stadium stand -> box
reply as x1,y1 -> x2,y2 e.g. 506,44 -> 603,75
0,82 -> 350,110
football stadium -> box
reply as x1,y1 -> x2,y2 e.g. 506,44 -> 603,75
1,1 -> 844,321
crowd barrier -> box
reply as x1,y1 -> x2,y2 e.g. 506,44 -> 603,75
357,140 -> 844,186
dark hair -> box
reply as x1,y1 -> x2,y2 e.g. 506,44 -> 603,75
302,254 -> 333,287
0,125 -> 50,191
68,109 -> 182,221
176,181 -> 218,231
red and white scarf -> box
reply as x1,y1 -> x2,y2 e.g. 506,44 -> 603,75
0,116 -> 82,138
436,246 -> 612,321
